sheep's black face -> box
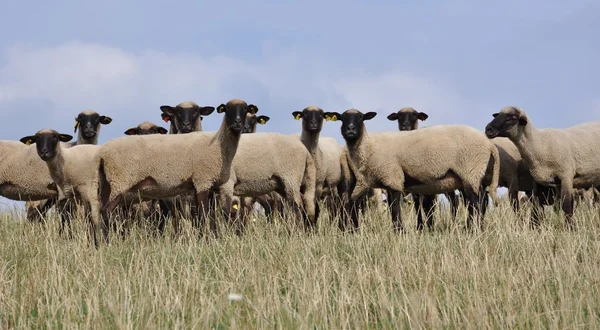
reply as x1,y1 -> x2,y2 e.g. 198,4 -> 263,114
124,126 -> 168,136
160,105 -> 215,134
485,108 -> 527,139
323,110 -> 377,142
387,110 -> 428,131
303,110 -> 324,133
75,113 -> 112,139
219,102 -> 258,134
242,115 -> 258,134
242,115 -> 270,134
20,131 -> 73,161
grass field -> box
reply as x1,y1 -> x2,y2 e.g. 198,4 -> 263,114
1,198 -> 599,329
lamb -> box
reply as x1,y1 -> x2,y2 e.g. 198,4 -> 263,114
96,99 -> 256,241
217,132 -> 317,233
325,109 -> 499,232
160,101 -> 212,134
19,130 -> 102,247
485,105 -> 600,228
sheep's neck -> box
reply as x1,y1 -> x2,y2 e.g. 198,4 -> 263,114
345,127 -> 370,168
212,120 -> 241,182
45,148 -> 66,192
511,122 -> 542,169
300,130 -> 321,156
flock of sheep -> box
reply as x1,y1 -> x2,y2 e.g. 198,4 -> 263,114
2,99 -> 600,248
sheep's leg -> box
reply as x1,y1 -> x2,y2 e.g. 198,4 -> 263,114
423,195 -> 435,231
413,194 -> 424,231
463,187 -> 481,231
560,179 -> 575,230
194,190 -> 215,237
81,189 -> 102,249
530,190 -> 543,229
100,194 -> 124,245
477,187 -> 489,230
508,188 -> 520,213
388,190 -> 403,232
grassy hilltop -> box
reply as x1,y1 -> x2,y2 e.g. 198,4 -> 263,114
1,199 -> 599,329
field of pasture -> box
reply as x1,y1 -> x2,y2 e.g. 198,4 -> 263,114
1,197 -> 600,329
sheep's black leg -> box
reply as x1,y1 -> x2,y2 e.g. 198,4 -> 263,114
388,190 -> 404,233
414,194 -> 424,231
423,194 -> 435,231
560,182 -> 575,230
194,190 -> 214,237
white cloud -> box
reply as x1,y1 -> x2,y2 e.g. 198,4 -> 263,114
0,41 -> 474,136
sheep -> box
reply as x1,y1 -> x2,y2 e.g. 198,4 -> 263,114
485,105 -> 600,228
291,106 -> 344,222
19,130 -> 102,247
325,109 -> 499,232
26,110 -> 113,223
121,121 -> 169,231
217,132 -> 317,233
159,102 -> 216,231
236,113 -> 277,221
96,99 -> 257,241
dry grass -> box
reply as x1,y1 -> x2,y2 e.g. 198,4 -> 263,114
1,198 -> 600,329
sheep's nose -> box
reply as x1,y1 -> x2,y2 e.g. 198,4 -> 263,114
182,121 -> 191,127
348,123 -> 355,129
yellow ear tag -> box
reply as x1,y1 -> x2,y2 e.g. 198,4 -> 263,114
259,118 -> 266,124
325,114 -> 337,121
294,113 -> 301,120
232,203 -> 239,210
25,140 -> 32,146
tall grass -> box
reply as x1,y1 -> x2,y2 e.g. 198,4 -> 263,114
1,198 -> 599,329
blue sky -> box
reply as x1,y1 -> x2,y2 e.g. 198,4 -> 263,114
1,0 -> 599,209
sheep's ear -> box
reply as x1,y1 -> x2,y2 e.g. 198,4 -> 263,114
257,116 -> 270,125
58,134 -> 73,142
292,111 -> 303,120
161,113 -> 171,123
323,112 -> 342,121
124,128 -> 138,135
99,116 -> 112,125
518,116 -> 527,126
199,106 -> 215,116
492,113 -> 499,118
216,104 -> 227,113
20,135 -> 37,146
417,112 -> 428,121
160,105 -> 176,117
363,112 -> 377,121
247,104 -> 259,114
74,119 -> 80,133
387,113 -> 398,121
157,127 -> 168,134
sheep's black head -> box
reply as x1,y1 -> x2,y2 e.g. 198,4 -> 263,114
217,99 -> 258,134
74,110 -> 112,140
485,106 -> 528,139
387,107 -> 428,131
242,113 -> 270,134
323,109 -> 377,142
160,101 -> 212,134
124,122 -> 168,136
292,105 -> 325,133
20,129 -> 73,161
